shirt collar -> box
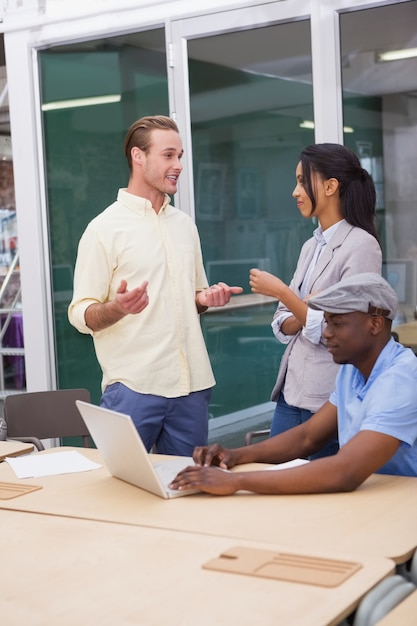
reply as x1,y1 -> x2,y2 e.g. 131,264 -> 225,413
117,188 -> 171,215
352,337 -> 398,400
314,219 -> 346,246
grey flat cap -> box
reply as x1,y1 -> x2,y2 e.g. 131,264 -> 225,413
307,272 -> 398,320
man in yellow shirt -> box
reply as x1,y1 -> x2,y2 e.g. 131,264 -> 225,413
69,115 -> 242,455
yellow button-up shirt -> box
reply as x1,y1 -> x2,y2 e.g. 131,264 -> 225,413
68,189 -> 215,396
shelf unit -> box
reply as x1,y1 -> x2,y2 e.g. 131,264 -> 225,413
0,252 -> 25,398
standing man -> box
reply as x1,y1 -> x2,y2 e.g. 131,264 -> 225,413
68,115 -> 242,455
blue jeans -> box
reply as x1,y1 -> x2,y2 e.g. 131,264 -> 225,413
101,383 -> 211,456
270,393 -> 339,459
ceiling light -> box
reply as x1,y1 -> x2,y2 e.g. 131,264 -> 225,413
299,120 -> 354,133
41,94 -> 121,112
377,47 -> 417,62
299,120 -> 315,129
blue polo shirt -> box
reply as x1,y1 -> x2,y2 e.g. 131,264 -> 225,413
329,337 -> 417,477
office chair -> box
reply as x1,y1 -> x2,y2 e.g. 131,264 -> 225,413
245,429 -> 270,445
397,546 -> 417,585
3,388 -> 93,451
352,574 -> 416,626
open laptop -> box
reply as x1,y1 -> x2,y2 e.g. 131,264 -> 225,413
75,400 -> 200,499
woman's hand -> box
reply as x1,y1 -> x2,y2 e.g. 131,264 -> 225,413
249,268 -> 285,299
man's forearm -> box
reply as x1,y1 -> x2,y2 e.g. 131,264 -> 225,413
84,301 -> 126,332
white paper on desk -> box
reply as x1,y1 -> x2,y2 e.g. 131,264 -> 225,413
265,458 -> 310,470
5,450 -> 102,479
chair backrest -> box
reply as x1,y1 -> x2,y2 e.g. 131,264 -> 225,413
3,388 -> 92,450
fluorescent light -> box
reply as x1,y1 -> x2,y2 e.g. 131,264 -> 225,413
299,120 -> 354,133
377,47 -> 417,62
41,94 -> 121,112
299,120 -> 315,129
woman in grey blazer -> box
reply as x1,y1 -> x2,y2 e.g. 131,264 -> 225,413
249,143 -> 382,458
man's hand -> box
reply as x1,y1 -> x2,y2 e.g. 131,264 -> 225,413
169,465 -> 240,495
196,282 -> 243,310
193,443 -> 237,469
85,280 -> 149,332
114,279 -> 149,315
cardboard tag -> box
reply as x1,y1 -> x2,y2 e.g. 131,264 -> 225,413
203,546 -> 362,587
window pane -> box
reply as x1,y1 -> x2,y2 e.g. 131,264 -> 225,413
341,1 -> 417,333
188,20 -> 315,419
40,30 -> 169,399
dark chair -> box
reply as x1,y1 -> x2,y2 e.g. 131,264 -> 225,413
3,388 -> 93,451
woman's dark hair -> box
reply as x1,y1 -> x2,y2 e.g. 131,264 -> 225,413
300,143 -> 379,240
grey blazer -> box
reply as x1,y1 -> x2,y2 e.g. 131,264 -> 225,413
270,222 -> 382,411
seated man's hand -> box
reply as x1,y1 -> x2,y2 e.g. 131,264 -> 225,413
193,443 -> 236,469
169,465 -> 239,496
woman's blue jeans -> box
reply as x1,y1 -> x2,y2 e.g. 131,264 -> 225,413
270,393 -> 339,459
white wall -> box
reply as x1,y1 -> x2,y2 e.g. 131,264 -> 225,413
0,0 -> 246,23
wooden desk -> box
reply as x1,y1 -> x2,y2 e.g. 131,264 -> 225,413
376,588 -> 417,626
1,508 -> 394,626
0,439 -> 33,461
1,447 -> 417,564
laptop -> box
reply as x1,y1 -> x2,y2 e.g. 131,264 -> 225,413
75,400 -> 200,499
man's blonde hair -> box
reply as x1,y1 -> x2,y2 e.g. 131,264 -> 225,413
124,115 -> 179,171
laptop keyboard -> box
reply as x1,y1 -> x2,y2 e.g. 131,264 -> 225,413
152,457 -> 194,490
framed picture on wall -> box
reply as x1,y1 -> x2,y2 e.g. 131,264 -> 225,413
237,167 -> 261,219
196,163 -> 226,221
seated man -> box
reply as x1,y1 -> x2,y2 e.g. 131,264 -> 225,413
170,272 -> 417,495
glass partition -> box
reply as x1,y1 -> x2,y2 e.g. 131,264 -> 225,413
188,20 -> 315,418
39,29 -> 169,402
39,18 -> 316,426
340,1 -> 417,331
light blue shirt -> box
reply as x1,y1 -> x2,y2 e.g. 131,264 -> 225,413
329,338 -> 417,477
